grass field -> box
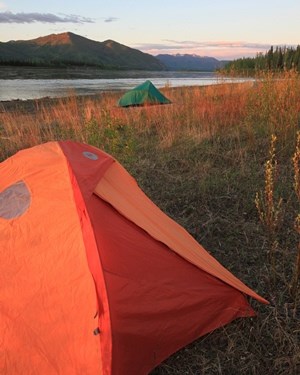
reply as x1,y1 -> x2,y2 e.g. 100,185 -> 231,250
1,71 -> 300,374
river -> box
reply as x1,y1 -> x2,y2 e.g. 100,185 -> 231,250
0,66 -> 251,101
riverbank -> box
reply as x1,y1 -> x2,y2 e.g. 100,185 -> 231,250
0,93 -> 104,114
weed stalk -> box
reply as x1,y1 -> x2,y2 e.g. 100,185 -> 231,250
255,134 -> 283,277
291,131 -> 300,300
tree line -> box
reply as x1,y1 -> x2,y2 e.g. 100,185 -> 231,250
224,45 -> 300,74
0,59 -> 106,68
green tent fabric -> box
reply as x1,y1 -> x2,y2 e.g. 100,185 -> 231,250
118,80 -> 171,107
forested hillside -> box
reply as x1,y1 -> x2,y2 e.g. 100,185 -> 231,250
224,45 -> 300,73
0,32 -> 166,71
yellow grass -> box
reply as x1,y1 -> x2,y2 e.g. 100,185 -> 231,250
0,81 -> 254,158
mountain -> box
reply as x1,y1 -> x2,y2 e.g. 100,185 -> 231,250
0,32 -> 166,71
156,54 -> 229,71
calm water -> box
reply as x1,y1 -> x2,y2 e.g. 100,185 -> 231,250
0,67 -> 251,101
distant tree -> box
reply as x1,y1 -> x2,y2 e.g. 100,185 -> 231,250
294,46 -> 300,70
277,47 -> 284,70
223,45 -> 300,74
267,46 -> 274,70
255,52 -> 267,71
284,47 -> 294,70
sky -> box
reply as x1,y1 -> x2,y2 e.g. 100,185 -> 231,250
0,0 -> 299,60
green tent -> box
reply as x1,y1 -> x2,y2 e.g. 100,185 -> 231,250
118,80 -> 171,107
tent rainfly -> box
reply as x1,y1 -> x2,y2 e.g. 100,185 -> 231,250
118,80 -> 171,107
0,141 -> 268,375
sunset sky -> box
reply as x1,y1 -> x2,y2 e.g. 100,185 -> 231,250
0,0 -> 299,60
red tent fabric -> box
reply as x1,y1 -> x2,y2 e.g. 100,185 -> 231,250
0,141 -> 268,375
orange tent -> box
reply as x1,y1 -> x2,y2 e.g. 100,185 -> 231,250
0,141 -> 268,375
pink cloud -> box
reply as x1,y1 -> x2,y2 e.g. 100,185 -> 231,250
134,40 -> 276,60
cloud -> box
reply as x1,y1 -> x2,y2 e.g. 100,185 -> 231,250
133,39 -> 279,59
104,17 -> 118,23
137,40 -> 272,52
0,11 -> 94,24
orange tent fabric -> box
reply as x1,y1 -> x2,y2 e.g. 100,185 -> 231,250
0,142 -> 102,374
94,162 -> 267,304
0,141 -> 268,375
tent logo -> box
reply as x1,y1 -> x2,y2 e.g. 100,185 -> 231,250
83,151 -> 98,160
0,180 -> 31,219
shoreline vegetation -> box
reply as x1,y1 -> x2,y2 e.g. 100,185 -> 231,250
222,45 -> 300,76
1,71 -> 300,374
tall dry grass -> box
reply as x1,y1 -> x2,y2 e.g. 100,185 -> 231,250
245,70 -> 300,143
1,71 -> 300,374
0,81 -> 253,160
1,71 -> 299,161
